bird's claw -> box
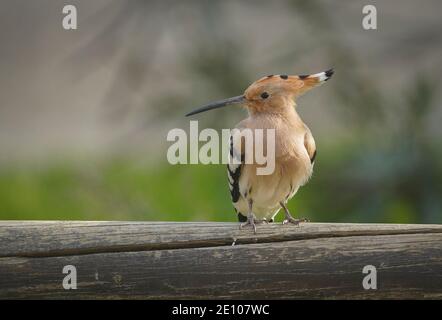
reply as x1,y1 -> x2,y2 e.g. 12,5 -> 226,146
239,218 -> 270,233
282,217 -> 309,226
239,220 -> 256,234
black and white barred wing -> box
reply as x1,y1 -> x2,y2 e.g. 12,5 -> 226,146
227,132 -> 247,222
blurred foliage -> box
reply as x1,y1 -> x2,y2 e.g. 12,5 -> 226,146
1,122 -> 441,223
0,160 -> 234,222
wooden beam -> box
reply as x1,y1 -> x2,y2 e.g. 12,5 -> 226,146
0,221 -> 441,299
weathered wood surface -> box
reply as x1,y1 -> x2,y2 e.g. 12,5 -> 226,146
0,221 -> 441,299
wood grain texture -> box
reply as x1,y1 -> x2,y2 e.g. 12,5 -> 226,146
0,221 -> 441,299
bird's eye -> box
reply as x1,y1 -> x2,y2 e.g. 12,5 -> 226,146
260,92 -> 269,99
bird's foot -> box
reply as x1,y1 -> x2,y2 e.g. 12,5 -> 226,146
239,219 -> 256,233
239,217 -> 267,233
282,216 -> 309,226
239,216 -> 269,234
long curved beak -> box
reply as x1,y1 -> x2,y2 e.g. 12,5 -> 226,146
185,95 -> 245,117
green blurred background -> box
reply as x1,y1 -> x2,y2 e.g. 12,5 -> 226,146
0,0 -> 441,223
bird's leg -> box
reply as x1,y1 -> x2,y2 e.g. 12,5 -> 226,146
239,199 -> 258,233
279,201 -> 309,225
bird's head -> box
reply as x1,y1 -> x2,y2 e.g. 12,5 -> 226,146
186,69 -> 334,117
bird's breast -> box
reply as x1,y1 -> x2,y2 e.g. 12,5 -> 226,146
239,143 -> 313,219
232,113 -> 314,219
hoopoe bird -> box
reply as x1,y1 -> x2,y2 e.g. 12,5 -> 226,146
186,69 -> 334,233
